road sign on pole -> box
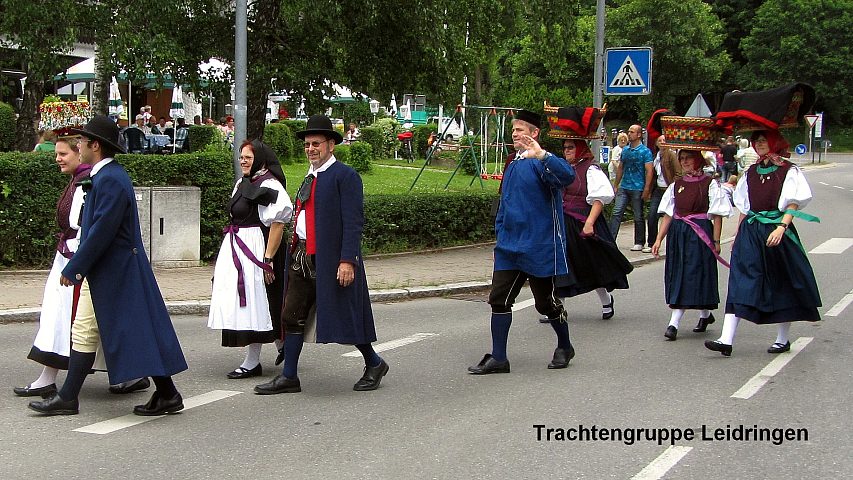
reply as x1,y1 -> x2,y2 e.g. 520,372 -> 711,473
605,47 -> 652,95
804,114 -> 818,129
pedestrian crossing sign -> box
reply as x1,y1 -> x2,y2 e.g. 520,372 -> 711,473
605,47 -> 653,95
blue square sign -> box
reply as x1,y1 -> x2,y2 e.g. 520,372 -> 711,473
605,47 -> 653,95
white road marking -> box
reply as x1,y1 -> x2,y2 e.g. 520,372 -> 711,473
73,390 -> 242,434
512,298 -> 536,311
833,185 -> 845,189
342,333 -> 437,357
631,445 -> 693,480
826,289 -> 853,317
809,237 -> 853,254
818,182 -> 829,185
731,337 -> 812,399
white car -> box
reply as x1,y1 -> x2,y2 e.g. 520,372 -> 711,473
428,116 -> 465,141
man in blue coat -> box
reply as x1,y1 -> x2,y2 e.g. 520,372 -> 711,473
28,116 -> 187,416
468,110 -> 578,374
255,114 -> 387,395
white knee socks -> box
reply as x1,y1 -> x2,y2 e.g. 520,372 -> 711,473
775,322 -> 791,345
30,366 -> 59,388
240,343 -> 263,370
668,309 -> 685,328
596,289 -> 612,315
699,310 -> 711,319
718,314 -> 740,345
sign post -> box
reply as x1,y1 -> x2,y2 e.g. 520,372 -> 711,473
804,114 -> 818,164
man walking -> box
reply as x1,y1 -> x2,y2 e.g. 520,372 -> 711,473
254,114 -> 388,394
467,110 -> 577,374
28,116 -> 187,416
608,124 -> 654,251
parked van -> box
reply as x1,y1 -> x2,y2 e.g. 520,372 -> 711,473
428,116 -> 466,141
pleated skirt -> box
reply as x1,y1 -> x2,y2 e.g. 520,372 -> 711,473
664,218 -> 719,310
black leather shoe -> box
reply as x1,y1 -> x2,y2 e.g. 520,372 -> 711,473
547,346 -> 575,369
254,375 -> 301,394
227,364 -> 262,379
108,377 -> 150,394
705,340 -> 732,356
274,348 -> 285,366
664,325 -> 678,341
538,316 -> 551,324
602,295 -> 615,320
693,313 -> 716,333
353,359 -> 390,391
767,341 -> 791,353
28,392 -> 78,415
468,354 -> 510,374
133,391 -> 184,416
14,383 -> 57,397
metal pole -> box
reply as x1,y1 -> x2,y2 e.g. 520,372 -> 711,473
591,0 -> 606,162
232,0 -> 248,180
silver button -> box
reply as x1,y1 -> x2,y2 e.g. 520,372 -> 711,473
132,248 -> 138,254
75,273 -> 82,280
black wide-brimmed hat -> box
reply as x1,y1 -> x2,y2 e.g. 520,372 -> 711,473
513,109 -> 542,129
69,114 -> 126,153
296,114 -> 343,144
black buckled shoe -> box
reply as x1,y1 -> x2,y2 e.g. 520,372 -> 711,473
28,392 -> 79,416
274,348 -> 285,366
767,341 -> 791,354
108,377 -> 151,394
226,364 -> 262,379
547,346 -> 575,369
693,313 -> 716,333
254,375 -> 301,395
704,340 -> 732,356
664,325 -> 678,341
467,354 -> 510,375
353,359 -> 390,391
133,391 -> 184,416
14,383 -> 57,397
602,295 -> 615,320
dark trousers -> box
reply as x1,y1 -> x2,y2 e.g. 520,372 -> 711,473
282,248 -> 316,335
488,270 -> 564,317
608,188 -> 645,245
647,186 -> 666,246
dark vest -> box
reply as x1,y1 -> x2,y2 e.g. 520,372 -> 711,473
562,158 -> 593,215
673,175 -> 712,217
228,172 -> 279,227
746,161 -> 791,212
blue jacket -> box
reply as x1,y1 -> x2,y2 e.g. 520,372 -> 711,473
494,152 -> 576,277
62,161 -> 187,384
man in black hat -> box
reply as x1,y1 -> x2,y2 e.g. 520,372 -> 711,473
254,114 -> 388,395
28,115 -> 188,416
467,109 -> 578,375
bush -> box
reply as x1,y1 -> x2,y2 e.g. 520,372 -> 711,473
413,123 -> 436,159
363,192 -> 496,253
280,119 -> 306,135
333,144 -> 350,164
263,122 -> 296,164
347,142 -> 372,173
0,102 -> 15,152
371,117 -> 400,158
0,151 -> 233,267
187,125 -> 219,152
359,126 -> 383,160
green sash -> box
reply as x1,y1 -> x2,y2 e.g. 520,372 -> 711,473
746,209 -> 820,253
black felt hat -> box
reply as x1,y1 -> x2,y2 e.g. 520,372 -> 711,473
296,114 -> 344,144
513,109 -> 542,129
69,115 -> 126,153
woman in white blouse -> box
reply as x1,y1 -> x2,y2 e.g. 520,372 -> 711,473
652,149 -> 732,341
705,130 -> 821,356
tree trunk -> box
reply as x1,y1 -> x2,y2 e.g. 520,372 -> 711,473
246,80 -> 267,142
14,77 -> 44,151
91,47 -> 110,116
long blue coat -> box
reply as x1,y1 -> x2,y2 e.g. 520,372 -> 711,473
62,160 -> 188,384
494,152 -> 576,277
285,160 -> 376,345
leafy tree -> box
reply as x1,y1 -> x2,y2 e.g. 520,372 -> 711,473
739,0 -> 853,124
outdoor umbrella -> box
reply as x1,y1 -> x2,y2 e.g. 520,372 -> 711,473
108,76 -> 124,118
389,94 -> 398,117
169,86 -> 185,152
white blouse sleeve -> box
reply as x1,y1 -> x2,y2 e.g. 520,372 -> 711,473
66,186 -> 86,252
658,183 -> 676,216
707,179 -> 733,217
779,165 -> 812,210
586,165 -> 615,205
732,171 -> 751,215
258,178 -> 294,227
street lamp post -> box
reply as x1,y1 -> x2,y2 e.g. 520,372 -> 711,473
369,99 -> 380,124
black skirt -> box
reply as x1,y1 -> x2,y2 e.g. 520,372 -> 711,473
663,218 -> 719,310
556,213 -> 632,298
725,221 -> 821,324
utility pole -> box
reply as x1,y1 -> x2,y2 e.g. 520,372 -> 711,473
591,0 -> 606,161
233,0 -> 248,180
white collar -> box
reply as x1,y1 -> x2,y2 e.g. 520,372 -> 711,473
90,158 -> 114,176
307,156 -> 337,176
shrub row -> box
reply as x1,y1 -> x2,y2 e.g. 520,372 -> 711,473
0,102 -> 15,152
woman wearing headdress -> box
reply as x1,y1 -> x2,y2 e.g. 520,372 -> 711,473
555,138 -> 633,319
208,139 -> 293,378
652,147 -> 732,340
14,134 -> 92,397
705,129 -> 820,356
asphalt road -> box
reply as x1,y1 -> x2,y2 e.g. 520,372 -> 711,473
0,160 -> 851,479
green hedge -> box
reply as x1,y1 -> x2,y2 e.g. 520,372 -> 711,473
348,141 -> 372,173
371,118 -> 400,158
280,119 -> 306,135
0,102 -> 15,152
363,192 -> 496,253
263,122 -> 296,164
359,126 -> 383,160
333,144 -> 350,164
187,125 -> 219,152
413,123 -> 436,159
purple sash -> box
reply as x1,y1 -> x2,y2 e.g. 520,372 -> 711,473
223,224 -> 273,307
673,212 -> 730,268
